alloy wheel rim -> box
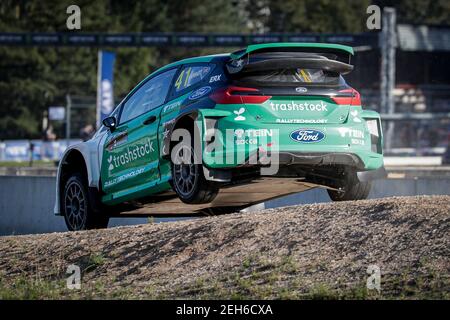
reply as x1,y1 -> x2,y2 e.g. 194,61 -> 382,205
173,145 -> 198,197
64,181 -> 87,230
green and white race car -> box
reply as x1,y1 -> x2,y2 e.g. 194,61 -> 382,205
55,43 -> 386,231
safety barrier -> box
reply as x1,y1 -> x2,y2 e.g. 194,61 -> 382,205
1,175 -> 449,236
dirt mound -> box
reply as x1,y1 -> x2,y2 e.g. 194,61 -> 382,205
0,195 -> 449,299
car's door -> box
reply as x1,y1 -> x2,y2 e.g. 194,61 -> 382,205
101,68 -> 177,195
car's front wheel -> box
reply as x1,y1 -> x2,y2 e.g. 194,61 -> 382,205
327,170 -> 371,201
171,141 -> 219,204
62,173 -> 109,231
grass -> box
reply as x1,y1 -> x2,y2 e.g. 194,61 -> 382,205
0,253 -> 448,300
152,254 -> 450,300
84,253 -> 106,272
1,272 -> 446,300
0,277 -> 65,300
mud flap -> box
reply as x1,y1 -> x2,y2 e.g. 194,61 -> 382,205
357,166 -> 387,182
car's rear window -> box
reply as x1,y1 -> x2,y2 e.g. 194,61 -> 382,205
236,68 -> 340,85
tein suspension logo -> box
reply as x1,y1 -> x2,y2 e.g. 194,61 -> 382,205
108,138 -> 154,171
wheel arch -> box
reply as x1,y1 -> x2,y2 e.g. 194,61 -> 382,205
60,149 -> 89,184
54,146 -> 98,215
161,107 -> 231,159
162,111 -> 200,159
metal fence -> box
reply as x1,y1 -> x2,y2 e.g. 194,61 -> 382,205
363,86 -> 450,153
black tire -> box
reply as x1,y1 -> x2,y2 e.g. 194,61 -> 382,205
171,136 -> 219,204
327,171 -> 371,201
62,173 -> 109,231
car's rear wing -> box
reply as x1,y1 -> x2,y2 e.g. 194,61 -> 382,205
227,42 -> 354,75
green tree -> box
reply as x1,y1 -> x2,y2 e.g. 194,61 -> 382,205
1,0 -> 448,139
0,0 -> 119,138
243,0 -> 371,33
374,0 -> 450,25
0,0 -> 246,139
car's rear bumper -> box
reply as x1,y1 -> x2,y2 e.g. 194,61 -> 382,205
263,151 -> 366,168
202,108 -> 384,171
202,150 -> 386,183
249,150 -> 385,177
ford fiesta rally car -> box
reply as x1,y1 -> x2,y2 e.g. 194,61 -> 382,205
55,43 -> 386,231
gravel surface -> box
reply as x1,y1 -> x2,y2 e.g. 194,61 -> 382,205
0,195 -> 449,299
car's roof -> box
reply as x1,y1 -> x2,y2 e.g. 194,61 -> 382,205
126,53 -> 230,99
156,53 -> 230,74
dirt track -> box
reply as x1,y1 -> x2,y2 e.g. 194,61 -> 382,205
0,195 -> 449,299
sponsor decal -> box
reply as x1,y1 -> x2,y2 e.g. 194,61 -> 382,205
108,138 -> 154,171
236,138 -> 257,145
163,128 -> 170,139
192,66 -> 211,80
162,118 -> 176,128
276,118 -> 328,124
107,132 -> 128,151
163,101 -> 181,113
351,138 -> 365,146
350,110 -> 362,122
295,87 -> 308,93
209,74 -> 222,83
104,167 -> 145,188
188,86 -> 211,100
338,128 -> 365,145
233,107 -> 246,121
107,155 -> 114,171
290,129 -> 325,143
338,128 -> 365,138
232,59 -> 244,67
234,129 -> 273,145
227,58 -> 247,74
270,101 -> 328,112
234,129 -> 273,138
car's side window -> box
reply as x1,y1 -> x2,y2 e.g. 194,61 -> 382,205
119,68 -> 177,124
173,64 -> 213,93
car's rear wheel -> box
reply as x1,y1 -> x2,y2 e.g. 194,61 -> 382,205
327,170 -> 371,201
171,138 -> 219,204
62,173 -> 109,231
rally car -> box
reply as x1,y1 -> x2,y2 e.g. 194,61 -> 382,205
55,43 -> 386,231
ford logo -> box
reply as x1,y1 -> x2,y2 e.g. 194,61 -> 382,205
189,86 -> 211,100
290,129 -> 325,143
295,87 -> 308,93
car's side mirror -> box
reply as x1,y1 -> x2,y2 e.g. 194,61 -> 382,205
102,116 -> 117,132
